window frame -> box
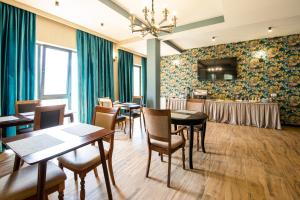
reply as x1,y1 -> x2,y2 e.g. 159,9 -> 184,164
36,43 -> 73,109
133,64 -> 142,96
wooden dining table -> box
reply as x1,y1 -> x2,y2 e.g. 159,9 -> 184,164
0,111 -> 74,144
171,110 -> 208,169
114,102 -> 141,138
1,123 -> 114,200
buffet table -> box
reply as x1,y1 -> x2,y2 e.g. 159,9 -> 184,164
164,98 -> 282,129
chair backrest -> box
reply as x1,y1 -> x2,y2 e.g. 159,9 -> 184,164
33,105 -> 65,130
15,100 -> 41,114
142,107 -> 171,143
98,98 -> 113,108
92,106 -> 119,147
132,96 -> 143,105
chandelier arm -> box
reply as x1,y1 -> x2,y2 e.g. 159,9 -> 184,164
159,25 -> 175,29
158,19 -> 167,25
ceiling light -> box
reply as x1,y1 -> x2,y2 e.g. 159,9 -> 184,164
268,27 -> 272,33
55,1 -> 59,6
129,0 -> 177,37
212,36 -> 216,42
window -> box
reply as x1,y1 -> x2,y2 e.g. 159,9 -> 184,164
133,65 -> 141,96
36,44 -> 78,114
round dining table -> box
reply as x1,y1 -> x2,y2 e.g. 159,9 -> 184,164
171,110 -> 208,169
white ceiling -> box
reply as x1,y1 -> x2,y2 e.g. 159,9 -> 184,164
16,0 -> 300,56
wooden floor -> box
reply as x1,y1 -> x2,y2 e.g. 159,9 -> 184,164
0,120 -> 299,200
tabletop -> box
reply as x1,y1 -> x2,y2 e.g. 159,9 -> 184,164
1,123 -> 113,164
171,110 -> 208,125
114,102 -> 141,109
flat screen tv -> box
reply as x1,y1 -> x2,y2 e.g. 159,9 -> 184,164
197,57 -> 237,81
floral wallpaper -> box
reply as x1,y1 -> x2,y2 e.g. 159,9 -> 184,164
161,34 -> 300,125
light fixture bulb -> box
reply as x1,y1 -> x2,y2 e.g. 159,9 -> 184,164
268,27 -> 272,33
172,11 -> 177,16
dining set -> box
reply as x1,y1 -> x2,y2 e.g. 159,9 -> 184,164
0,96 -> 208,199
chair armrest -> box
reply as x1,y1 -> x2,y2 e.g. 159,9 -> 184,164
171,126 -> 186,135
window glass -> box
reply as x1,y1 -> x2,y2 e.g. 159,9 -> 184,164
43,48 -> 69,95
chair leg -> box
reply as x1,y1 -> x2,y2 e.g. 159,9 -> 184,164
58,162 -> 63,170
93,168 -> 99,178
58,184 -> 64,200
108,157 -> 116,185
182,147 -> 186,170
160,153 -> 163,162
146,149 -> 152,177
74,172 -> 78,181
196,131 -> 200,151
79,174 -> 86,200
167,153 -> 171,187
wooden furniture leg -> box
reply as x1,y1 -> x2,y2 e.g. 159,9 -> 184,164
79,173 -> 86,200
108,156 -> 116,185
13,154 -> 21,172
182,147 -> 185,169
167,153 -> 171,187
146,149 -> 152,177
37,161 -> 47,200
201,121 -> 207,153
97,139 -> 113,200
189,125 -> 194,169
93,168 -> 99,178
58,183 -> 65,200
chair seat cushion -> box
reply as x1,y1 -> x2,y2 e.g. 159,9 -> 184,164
57,145 -> 108,171
0,162 -> 66,200
116,115 -> 126,122
151,135 -> 184,150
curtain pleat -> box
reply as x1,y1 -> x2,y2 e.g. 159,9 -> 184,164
77,30 -> 114,124
118,49 -> 133,102
0,2 -> 36,151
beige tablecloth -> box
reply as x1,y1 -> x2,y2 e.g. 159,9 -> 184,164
204,101 -> 282,129
167,98 -> 187,110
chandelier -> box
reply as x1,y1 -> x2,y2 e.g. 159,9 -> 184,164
129,0 -> 177,37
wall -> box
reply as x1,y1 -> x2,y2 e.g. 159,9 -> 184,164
160,34 -> 300,125
36,16 -> 76,49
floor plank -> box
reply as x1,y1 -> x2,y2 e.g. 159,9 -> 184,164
0,120 -> 299,200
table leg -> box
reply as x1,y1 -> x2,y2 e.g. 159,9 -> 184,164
189,125 -> 194,169
174,124 -> 177,131
37,161 -> 47,200
70,113 -> 74,123
129,109 -> 132,139
97,139 -> 113,200
201,121 -> 207,153
13,154 -> 21,172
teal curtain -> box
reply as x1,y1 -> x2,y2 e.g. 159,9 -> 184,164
0,3 -> 36,151
77,30 -> 114,124
141,57 -> 147,105
118,49 -> 133,102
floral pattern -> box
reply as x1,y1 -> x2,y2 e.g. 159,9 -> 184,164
161,34 -> 300,125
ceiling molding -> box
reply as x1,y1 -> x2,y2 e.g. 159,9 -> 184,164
116,45 -> 146,57
0,0 -> 118,43
160,16 -> 225,36
119,36 -> 143,45
163,40 -> 184,53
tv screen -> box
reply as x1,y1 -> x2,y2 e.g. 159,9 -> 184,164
197,57 -> 237,81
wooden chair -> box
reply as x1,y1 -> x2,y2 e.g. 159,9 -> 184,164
15,100 -> 41,133
0,162 -> 66,200
15,99 -> 41,114
33,104 -> 66,130
186,102 -> 204,151
57,106 -> 119,200
123,96 -> 144,130
143,107 -> 186,187
98,97 -> 126,131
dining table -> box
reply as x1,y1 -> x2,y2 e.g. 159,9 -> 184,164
0,110 -> 74,147
113,102 -> 141,138
171,110 -> 208,169
1,122 -> 114,200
